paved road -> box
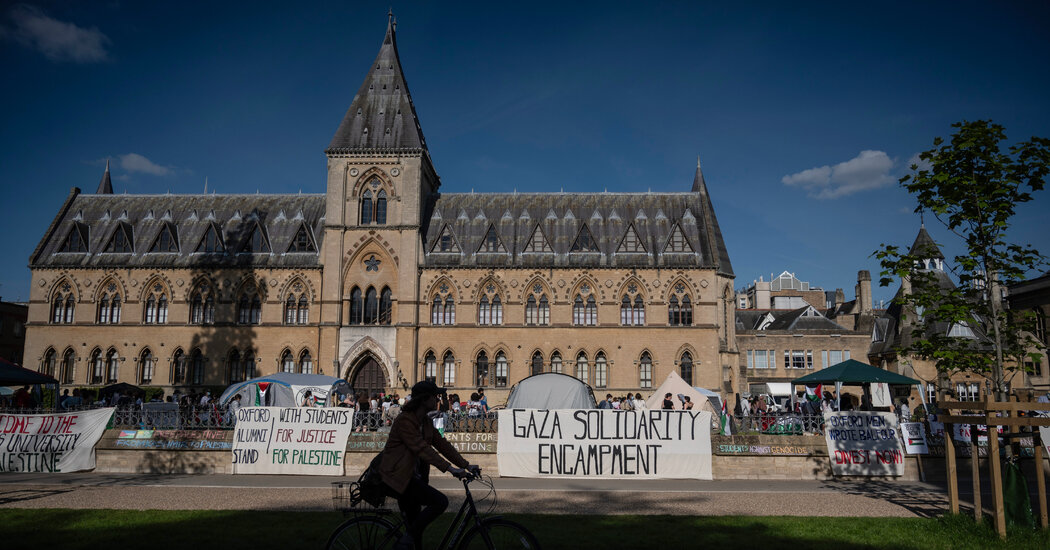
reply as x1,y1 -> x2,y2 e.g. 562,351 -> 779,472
0,473 -> 952,518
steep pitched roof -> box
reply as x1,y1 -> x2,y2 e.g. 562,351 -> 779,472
909,225 -> 944,259
31,194 -> 325,269
421,192 -> 733,273
96,160 -> 113,194
326,15 -> 428,154
690,159 -> 733,275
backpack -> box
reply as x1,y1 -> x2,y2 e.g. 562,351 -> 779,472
357,452 -> 387,508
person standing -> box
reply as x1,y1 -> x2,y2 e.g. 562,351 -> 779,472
598,394 -> 612,409
379,381 -> 478,550
476,388 -> 488,413
662,392 -> 675,410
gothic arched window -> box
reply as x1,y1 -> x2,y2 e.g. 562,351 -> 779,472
443,352 -> 455,387
639,352 -> 653,388
379,287 -> 392,324
360,190 -> 373,224
299,350 -> 313,374
350,287 -> 363,325
475,351 -> 488,387
364,287 -> 378,324
550,351 -> 562,374
575,352 -> 589,383
423,351 -> 437,383
531,351 -> 544,376
281,350 -> 295,373
140,349 -> 155,385
680,352 -> 694,386
495,351 -> 508,387
595,352 -> 608,388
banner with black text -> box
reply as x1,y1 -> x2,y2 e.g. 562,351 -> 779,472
232,407 -> 354,475
497,409 -> 712,480
823,411 -> 904,476
0,408 -> 114,473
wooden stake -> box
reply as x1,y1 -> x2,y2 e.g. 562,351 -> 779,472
971,428 -> 982,522
1035,429 -> 1048,529
946,422 -> 959,514
987,402 -> 1006,538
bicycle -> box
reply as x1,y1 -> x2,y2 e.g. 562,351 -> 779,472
328,469 -> 540,550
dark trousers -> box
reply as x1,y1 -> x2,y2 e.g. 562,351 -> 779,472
390,476 -> 449,549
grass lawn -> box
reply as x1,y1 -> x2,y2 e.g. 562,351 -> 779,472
1,509 -> 1048,549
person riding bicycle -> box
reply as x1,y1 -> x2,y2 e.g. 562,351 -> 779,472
379,380 -> 478,550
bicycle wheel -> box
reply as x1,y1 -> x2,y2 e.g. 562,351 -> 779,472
459,518 -> 541,550
325,515 -> 400,550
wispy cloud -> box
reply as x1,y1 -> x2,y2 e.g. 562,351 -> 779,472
782,150 -> 895,199
1,5 -> 110,63
119,153 -> 173,176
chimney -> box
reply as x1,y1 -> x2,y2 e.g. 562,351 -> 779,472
856,270 -> 872,314
755,279 -> 771,310
834,288 -> 845,308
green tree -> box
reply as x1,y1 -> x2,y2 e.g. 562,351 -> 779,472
875,120 -> 1050,399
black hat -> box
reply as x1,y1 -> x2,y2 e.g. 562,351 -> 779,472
411,380 -> 446,398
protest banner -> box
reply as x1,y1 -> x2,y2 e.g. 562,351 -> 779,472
232,407 -> 354,475
899,422 -> 929,455
823,411 -> 904,476
497,409 -> 712,480
0,408 -> 114,473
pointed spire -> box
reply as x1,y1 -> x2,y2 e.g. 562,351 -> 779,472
96,159 -> 113,194
327,13 -> 428,154
909,225 -> 944,260
687,158 -> 733,276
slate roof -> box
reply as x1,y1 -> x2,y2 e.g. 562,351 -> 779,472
31,189 -> 325,269
326,17 -> 428,155
909,225 -> 944,259
421,186 -> 734,274
735,306 -> 847,332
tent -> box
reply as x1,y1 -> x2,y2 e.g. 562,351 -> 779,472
506,372 -> 597,409
219,373 -> 352,407
644,371 -> 720,416
100,382 -> 145,398
791,359 -> 920,385
0,357 -> 58,386
792,359 -> 922,410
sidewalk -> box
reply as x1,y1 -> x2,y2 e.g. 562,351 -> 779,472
0,473 -> 950,518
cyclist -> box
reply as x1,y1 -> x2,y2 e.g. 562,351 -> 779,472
379,380 -> 478,550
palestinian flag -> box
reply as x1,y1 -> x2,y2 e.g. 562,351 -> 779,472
720,399 -> 732,436
255,382 -> 271,406
805,384 -> 822,402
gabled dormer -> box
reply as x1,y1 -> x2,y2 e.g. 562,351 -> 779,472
149,223 -> 179,253
910,225 -> 945,271
432,225 -> 460,253
287,223 -> 316,253
570,224 -> 599,253
239,222 -> 271,254
59,223 -> 89,253
104,222 -> 134,253
663,223 -> 694,253
522,225 -> 552,253
196,223 -> 225,253
477,224 -> 507,254
617,224 -> 646,253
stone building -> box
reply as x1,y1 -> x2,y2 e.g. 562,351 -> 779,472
0,299 -> 27,365
24,17 -> 738,404
867,226 -> 1049,404
736,270 -> 874,406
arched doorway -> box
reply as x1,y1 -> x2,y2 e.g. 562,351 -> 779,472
349,355 -> 387,401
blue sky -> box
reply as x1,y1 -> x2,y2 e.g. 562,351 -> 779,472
1,1 -> 1048,306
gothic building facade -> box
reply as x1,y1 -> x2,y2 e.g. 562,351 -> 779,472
24,19 -> 738,404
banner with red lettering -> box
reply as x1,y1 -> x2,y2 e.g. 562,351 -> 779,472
0,408 -> 114,473
232,407 -> 354,475
823,411 -> 904,476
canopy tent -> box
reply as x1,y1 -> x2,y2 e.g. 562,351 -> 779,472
219,373 -> 352,407
791,359 -> 920,385
0,357 -> 58,386
506,372 -> 597,410
100,382 -> 145,398
644,371 -> 720,416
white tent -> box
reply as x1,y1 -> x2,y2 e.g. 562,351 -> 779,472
219,373 -> 352,407
506,372 -> 597,410
645,371 -> 720,416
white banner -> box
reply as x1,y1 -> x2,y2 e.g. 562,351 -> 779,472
0,408 -> 114,473
497,409 -> 712,480
824,411 -> 904,476
899,422 -> 929,455
232,407 -> 354,475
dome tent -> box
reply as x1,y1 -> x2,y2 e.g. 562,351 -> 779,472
506,372 -> 597,410
219,372 -> 351,407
